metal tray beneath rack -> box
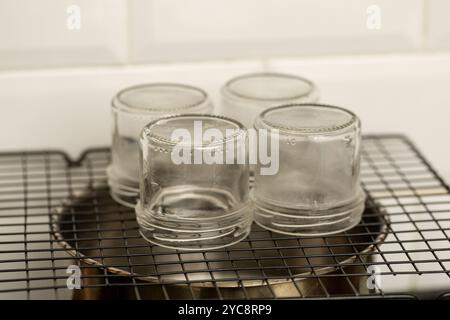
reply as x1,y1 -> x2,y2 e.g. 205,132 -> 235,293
0,134 -> 449,299
51,186 -> 387,299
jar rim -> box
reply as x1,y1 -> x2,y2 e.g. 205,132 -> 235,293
222,72 -> 316,102
255,103 -> 359,135
141,114 -> 247,149
112,83 -> 210,114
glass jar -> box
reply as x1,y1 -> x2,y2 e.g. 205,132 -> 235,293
136,114 -> 252,250
108,83 -> 213,208
253,103 -> 365,236
221,72 -> 318,128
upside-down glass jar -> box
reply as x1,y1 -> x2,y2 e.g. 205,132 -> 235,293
252,103 -> 365,236
107,83 -> 213,208
221,72 -> 319,128
135,114 -> 252,251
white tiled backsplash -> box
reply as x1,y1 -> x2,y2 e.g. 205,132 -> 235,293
0,0 -> 127,69
129,0 -> 423,62
0,0 -> 448,69
428,0 -> 450,50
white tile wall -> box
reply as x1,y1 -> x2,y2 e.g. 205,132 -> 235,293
268,53 -> 450,182
0,0 -> 127,69
0,0 -> 442,69
0,60 -> 263,156
129,0 -> 424,63
428,0 -> 450,50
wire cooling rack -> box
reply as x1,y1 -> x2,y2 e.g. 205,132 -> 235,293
0,134 -> 449,300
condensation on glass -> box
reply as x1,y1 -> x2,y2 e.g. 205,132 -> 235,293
253,103 -> 365,236
221,72 -> 319,128
136,114 -> 253,251
107,83 -> 213,208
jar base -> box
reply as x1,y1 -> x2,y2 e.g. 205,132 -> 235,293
110,189 -> 138,208
138,225 -> 251,251
136,200 -> 253,251
253,192 -> 366,236
107,165 -> 140,208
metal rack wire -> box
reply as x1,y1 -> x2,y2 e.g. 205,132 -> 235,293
0,134 -> 449,299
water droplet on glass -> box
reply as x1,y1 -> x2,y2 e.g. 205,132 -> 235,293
344,135 -> 352,146
287,138 -> 296,145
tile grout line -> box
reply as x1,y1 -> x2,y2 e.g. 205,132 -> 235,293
421,0 -> 431,50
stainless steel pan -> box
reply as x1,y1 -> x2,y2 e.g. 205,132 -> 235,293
52,186 -> 387,299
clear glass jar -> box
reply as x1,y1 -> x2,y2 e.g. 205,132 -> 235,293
108,83 -> 213,208
221,72 -> 318,128
136,114 -> 252,251
253,103 -> 365,236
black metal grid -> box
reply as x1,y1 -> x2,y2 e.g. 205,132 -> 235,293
0,134 -> 449,300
